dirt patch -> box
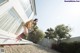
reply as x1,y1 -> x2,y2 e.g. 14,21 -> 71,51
3,44 -> 59,53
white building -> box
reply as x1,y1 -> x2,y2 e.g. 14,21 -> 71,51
0,0 -> 36,44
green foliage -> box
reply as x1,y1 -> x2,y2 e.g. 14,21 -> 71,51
45,28 -> 56,39
54,24 -> 71,44
27,19 -> 45,43
28,29 -> 45,43
52,42 -> 80,53
76,48 -> 80,53
45,24 -> 71,39
45,24 -> 71,44
55,24 -> 71,39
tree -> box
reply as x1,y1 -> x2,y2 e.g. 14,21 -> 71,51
45,24 -> 71,44
54,24 -> 71,44
28,28 -> 45,43
27,19 -> 45,43
45,28 -> 56,39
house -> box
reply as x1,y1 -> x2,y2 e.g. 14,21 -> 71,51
0,0 -> 36,44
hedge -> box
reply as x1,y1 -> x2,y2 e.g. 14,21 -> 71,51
51,42 -> 80,53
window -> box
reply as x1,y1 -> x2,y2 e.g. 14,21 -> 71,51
0,8 -> 22,34
19,0 -> 32,18
0,0 -> 8,6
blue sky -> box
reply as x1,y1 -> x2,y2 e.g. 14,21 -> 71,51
35,0 -> 80,37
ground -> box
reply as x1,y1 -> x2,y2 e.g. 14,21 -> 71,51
3,44 -> 59,53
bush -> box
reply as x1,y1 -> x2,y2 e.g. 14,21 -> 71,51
76,48 -> 80,53
27,29 -> 45,43
51,42 -> 80,53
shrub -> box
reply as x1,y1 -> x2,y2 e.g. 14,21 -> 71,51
51,42 -> 80,53
27,29 -> 45,43
76,48 -> 80,53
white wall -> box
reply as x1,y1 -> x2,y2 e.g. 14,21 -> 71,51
0,0 -> 35,37
0,0 -> 34,23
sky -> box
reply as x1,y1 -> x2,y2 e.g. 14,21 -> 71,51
35,0 -> 80,37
